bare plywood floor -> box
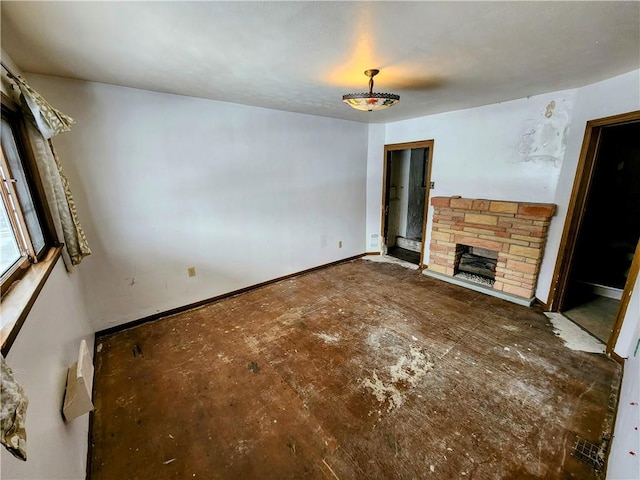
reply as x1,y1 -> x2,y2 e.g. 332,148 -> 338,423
91,259 -> 619,479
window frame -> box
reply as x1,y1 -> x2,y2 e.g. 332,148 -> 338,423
1,90 -> 60,355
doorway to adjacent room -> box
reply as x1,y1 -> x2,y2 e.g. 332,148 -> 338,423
381,140 -> 434,266
549,111 -> 640,351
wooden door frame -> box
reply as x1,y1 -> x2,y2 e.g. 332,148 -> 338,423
546,110 -> 640,357
381,140 -> 434,267
608,238 -> 640,358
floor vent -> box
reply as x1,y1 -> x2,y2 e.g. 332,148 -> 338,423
572,436 -> 605,471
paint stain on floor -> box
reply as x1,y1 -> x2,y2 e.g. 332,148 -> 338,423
90,259 -> 619,479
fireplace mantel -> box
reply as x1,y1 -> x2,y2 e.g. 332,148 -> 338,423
425,196 -> 556,305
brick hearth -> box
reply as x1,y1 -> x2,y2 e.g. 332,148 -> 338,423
428,196 -> 556,300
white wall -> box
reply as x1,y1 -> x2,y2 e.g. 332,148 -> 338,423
365,123 -> 385,252
608,277 -> 640,479
537,70 -> 640,303
0,259 -> 94,480
385,91 -> 575,203
26,75 -> 369,331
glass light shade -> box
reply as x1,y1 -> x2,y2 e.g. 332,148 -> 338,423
342,93 -> 400,111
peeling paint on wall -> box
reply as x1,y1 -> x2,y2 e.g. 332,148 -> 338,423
512,99 -> 572,166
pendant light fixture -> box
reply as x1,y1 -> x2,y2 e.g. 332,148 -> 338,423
342,69 -> 399,112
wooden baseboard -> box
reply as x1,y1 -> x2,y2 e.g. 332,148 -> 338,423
609,350 -> 625,365
534,297 -> 550,311
365,251 -> 381,256
95,253 -> 366,338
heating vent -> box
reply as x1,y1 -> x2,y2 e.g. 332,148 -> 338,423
62,339 -> 94,421
572,436 -> 605,471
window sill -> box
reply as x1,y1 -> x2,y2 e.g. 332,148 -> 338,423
1,245 -> 62,356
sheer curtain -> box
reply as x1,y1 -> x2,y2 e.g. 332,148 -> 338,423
9,72 -> 91,269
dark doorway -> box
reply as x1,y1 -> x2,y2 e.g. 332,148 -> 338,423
382,141 -> 434,266
561,121 -> 640,342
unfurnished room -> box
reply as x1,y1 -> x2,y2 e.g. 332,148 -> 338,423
0,2 -> 639,479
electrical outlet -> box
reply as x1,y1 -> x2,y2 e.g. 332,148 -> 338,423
338,241 -> 343,248
187,267 -> 196,277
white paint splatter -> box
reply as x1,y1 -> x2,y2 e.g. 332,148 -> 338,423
505,378 -> 547,406
544,313 -> 605,354
361,371 -> 404,411
502,325 -> 520,332
389,346 -> 434,386
235,440 -> 252,455
362,255 -> 419,270
315,332 -> 341,344
361,346 -> 434,412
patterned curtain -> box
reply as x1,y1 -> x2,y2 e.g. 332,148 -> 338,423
1,355 -> 28,461
15,76 -> 74,139
7,72 -> 90,269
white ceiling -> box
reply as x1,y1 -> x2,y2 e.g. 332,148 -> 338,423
2,1 -> 639,123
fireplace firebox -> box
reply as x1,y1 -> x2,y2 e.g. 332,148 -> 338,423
454,245 -> 498,286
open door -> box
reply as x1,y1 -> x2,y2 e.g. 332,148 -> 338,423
381,140 -> 434,267
548,111 -> 640,354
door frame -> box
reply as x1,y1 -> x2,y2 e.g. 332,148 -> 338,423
381,140 -> 434,267
546,110 -> 640,356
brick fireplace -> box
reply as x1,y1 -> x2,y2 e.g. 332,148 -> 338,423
426,196 -> 556,304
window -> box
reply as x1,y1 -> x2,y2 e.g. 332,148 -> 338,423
0,96 -> 52,294
1,92 -> 59,354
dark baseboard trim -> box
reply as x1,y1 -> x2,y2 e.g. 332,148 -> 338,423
85,337 -> 99,480
365,251 -> 381,256
95,253 -> 365,338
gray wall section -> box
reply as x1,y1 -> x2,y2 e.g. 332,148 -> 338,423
406,148 -> 427,239
386,151 -> 404,246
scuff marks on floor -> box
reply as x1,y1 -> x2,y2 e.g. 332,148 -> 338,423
314,332 -> 341,344
91,260 -> 619,480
